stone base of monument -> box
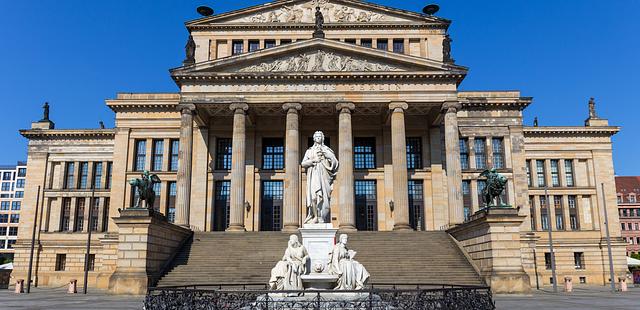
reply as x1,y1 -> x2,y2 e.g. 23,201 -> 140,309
299,223 -> 337,274
301,274 -> 338,290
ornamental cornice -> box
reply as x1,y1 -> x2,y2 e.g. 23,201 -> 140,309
459,97 -> 532,111
106,103 -> 178,113
20,129 -> 116,139
187,22 -> 447,32
523,126 -> 620,137
172,72 -> 466,83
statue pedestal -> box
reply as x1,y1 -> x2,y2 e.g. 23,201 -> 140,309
299,223 -> 337,276
301,274 -> 338,290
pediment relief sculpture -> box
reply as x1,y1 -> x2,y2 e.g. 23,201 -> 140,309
237,50 -> 402,72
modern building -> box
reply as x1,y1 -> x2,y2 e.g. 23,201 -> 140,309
0,162 -> 26,260
616,176 -> 640,256
12,0 -> 627,293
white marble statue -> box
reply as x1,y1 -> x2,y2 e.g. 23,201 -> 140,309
328,234 -> 370,290
269,235 -> 310,291
301,131 -> 339,224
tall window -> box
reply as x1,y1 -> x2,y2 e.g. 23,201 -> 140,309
261,181 -> 283,231
9,214 -> 19,223
0,202 -> 8,210
79,162 -> 89,189
214,181 -> 231,231
106,162 -> 113,190
215,138 -> 232,170
75,198 -> 85,232
90,198 -> 99,231
544,253 -> 552,270
167,182 -> 177,223
392,39 -> 404,53
550,160 -> 560,187
492,138 -> 505,169
565,160 -> 575,187
568,195 -> 579,230
540,196 -> 549,230
11,201 -> 20,210
376,39 -> 388,50
526,160 -> 532,187
262,138 -> 285,170
462,181 -> 472,220
536,160 -> 546,187
460,138 -> 470,170
16,179 -> 25,188
0,182 -> 9,191
169,140 -> 179,171
15,191 -> 23,198
153,182 -> 161,211
574,252 -> 585,269
102,198 -> 110,232
134,140 -> 146,171
65,162 -> 75,189
232,40 -> 244,55
55,254 -> 66,271
18,168 -> 26,177
2,172 -> 10,180
554,195 -> 564,230
474,138 -> 487,169
0,214 -> 6,223
8,227 -> 17,236
248,40 -> 260,52
87,254 -> 96,271
406,137 -> 422,169
529,196 -> 536,230
408,180 -> 424,230
93,162 -> 103,189
360,39 -> 372,48
354,137 -> 376,169
477,180 -> 487,208
152,140 -> 164,171
355,180 -> 377,231
61,198 -> 71,231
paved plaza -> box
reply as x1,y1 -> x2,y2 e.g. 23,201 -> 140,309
0,285 -> 638,309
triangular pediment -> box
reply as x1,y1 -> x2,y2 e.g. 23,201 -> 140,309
172,39 -> 465,76
188,0 -> 447,25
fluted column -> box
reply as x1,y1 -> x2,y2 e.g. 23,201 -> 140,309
443,101 -> 464,225
283,102 -> 302,231
227,103 -> 249,232
390,102 -> 411,231
336,102 -> 356,231
175,104 -> 195,227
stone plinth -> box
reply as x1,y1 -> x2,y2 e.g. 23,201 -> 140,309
299,224 -> 337,275
447,207 -> 531,294
301,274 -> 339,290
108,208 -> 192,295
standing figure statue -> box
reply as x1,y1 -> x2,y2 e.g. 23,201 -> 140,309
480,168 -> 508,208
269,235 -> 310,292
41,102 -> 50,122
328,234 -> 370,290
302,131 -> 339,224
312,5 -> 325,38
184,34 -> 196,64
128,170 -> 161,210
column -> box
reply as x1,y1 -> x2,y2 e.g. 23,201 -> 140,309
390,102 -> 411,231
336,102 -> 356,231
443,101 -> 464,225
227,103 -> 249,232
175,104 -> 195,227
283,102 -> 302,231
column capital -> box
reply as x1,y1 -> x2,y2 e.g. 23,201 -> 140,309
442,101 -> 462,114
389,101 -> 408,112
229,103 -> 249,114
282,102 -> 302,113
177,103 -> 197,115
336,102 -> 355,113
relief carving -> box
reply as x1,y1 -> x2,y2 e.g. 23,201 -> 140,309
237,0 -> 398,23
237,50 -> 401,72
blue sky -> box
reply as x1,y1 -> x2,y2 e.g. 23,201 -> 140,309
0,0 -> 638,174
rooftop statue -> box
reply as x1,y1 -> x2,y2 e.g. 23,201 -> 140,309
301,131 -> 338,224
480,168 -> 509,208
312,6 -> 325,38
184,34 -> 196,65
41,102 -> 50,122
128,171 -> 161,210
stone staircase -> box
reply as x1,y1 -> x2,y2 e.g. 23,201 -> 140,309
156,231 -> 484,287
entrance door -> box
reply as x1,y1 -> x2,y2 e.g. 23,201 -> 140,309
355,180 -> 377,231
213,181 -> 231,231
260,181 -> 283,231
408,180 -> 425,231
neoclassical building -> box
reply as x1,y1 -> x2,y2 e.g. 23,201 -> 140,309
13,0 -> 627,292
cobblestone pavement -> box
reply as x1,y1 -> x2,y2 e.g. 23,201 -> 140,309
0,287 -> 144,310
495,285 -> 640,310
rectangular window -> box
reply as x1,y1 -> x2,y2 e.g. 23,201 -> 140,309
408,180 -> 424,230
550,160 -> 560,187
0,240 -> 5,249
169,140 -> 179,171
102,198 -> 110,232
540,196 -> 549,230
152,140 -> 164,171
492,137 -> 505,169
87,254 -> 95,271
544,253 -> 552,270
167,182 -> 177,223
0,227 -> 5,235
232,40 -> 244,55
18,168 -> 26,177
262,138 -> 285,170
9,214 -> 19,223
406,137 -> 423,169
215,138 -> 232,170
0,201 -> 8,210
6,240 -> 15,249
355,180 -> 377,231
0,214 -> 7,223
61,198 -> 71,231
554,195 -> 564,230
460,138 -> 470,170
65,162 -> 76,189
214,181 -> 231,231
0,182 -> 9,191
2,172 -> 11,180
75,198 -> 85,232
8,227 -> 18,236
153,182 -> 161,212
134,140 -> 146,171
568,195 -> 579,230
55,254 -> 66,271
264,40 -> 276,49
93,162 -> 103,189
360,39 -> 372,48
14,191 -> 23,198
474,138 -> 487,169
565,160 -> 575,187
536,160 -> 546,187
354,137 -> 376,169
248,40 -> 259,52
79,162 -> 89,189
392,39 -> 404,53
526,160 -> 532,187
90,198 -> 99,231
529,196 -> 536,230
376,39 -> 388,51
344,38 -> 356,44
106,162 -> 113,189
16,179 -> 25,188
574,252 -> 585,269
260,181 -> 284,231
11,201 -> 20,210
477,180 -> 487,208
280,39 -> 292,45
462,180 -> 472,220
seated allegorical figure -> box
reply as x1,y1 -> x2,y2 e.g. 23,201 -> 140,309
328,234 -> 370,290
268,235 -> 309,291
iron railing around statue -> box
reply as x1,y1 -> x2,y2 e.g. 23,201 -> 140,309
144,283 -> 495,310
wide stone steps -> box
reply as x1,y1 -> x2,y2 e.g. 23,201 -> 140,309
156,231 -> 484,287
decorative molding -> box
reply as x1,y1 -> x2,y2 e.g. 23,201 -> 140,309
237,50 -> 401,73
389,101 -> 408,111
282,102 -> 302,112
20,129 -> 116,139
523,126 -> 620,137
335,101 -> 355,113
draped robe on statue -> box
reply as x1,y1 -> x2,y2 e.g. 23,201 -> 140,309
301,143 -> 339,223
328,243 -> 370,290
269,243 -> 309,290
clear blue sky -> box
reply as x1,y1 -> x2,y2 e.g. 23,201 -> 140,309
0,0 -> 638,174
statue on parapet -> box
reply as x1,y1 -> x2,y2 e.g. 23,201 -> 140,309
301,131 -> 339,224
128,170 -> 161,210
480,168 -> 509,208
328,234 -> 370,290
269,235 -> 309,292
